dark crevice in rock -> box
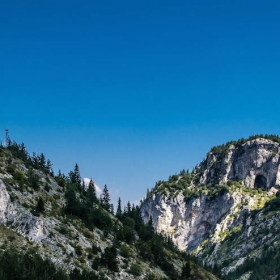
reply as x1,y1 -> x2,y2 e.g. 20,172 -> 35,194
254,174 -> 267,190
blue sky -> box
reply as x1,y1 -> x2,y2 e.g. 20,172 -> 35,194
1,0 -> 280,207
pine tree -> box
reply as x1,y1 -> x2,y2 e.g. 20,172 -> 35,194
38,153 -> 46,169
68,163 -> 81,186
35,197 -> 45,213
110,204 -> 114,214
46,159 -> 53,175
116,197 -> 122,219
101,184 -> 110,211
181,261 -> 191,279
126,201 -> 131,213
86,179 -> 97,208
32,152 -> 39,169
65,186 -> 78,215
146,188 -> 150,198
74,163 -> 81,186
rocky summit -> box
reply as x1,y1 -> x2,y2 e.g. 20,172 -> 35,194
141,135 -> 280,279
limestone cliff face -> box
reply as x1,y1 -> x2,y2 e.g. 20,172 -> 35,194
141,192 -> 234,252
141,138 -> 280,256
0,179 -> 48,241
0,179 -> 14,223
198,138 -> 280,189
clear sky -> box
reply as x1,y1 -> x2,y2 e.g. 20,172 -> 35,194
1,0 -> 280,207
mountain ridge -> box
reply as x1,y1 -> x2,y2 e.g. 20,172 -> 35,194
141,135 -> 280,279
0,139 -> 217,280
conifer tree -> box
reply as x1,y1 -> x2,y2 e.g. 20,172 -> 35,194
68,163 -> 81,186
101,184 -> 110,211
110,204 -> 114,214
126,201 -> 131,213
181,261 -> 191,279
86,179 -> 97,208
116,197 -> 122,219
46,159 -> 53,175
65,186 -> 79,216
38,153 -> 46,169
35,197 -> 45,213
74,163 -> 81,186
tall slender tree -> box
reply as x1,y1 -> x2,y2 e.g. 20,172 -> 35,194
86,179 -> 97,208
101,184 -> 110,211
116,197 -> 122,219
68,163 -> 81,186
74,163 -> 81,186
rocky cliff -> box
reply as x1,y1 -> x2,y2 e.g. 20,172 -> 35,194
141,136 -> 280,278
198,138 -> 280,189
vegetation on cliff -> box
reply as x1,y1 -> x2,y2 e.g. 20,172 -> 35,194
0,137 -> 218,280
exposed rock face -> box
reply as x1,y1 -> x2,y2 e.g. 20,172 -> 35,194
199,138 -> 280,189
0,179 -> 48,241
141,138 -> 280,256
0,179 -> 14,223
141,192 -> 234,251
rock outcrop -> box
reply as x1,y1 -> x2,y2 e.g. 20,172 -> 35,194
141,137 -> 280,276
198,138 -> 280,189
141,192 -> 234,252
0,179 -> 14,223
0,179 -> 48,241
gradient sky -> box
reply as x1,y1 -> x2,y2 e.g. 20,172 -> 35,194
1,0 -> 280,207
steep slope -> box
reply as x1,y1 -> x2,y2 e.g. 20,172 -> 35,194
141,135 -> 280,279
0,142 -> 217,280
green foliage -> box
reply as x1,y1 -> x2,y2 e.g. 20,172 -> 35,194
75,245 -> 83,256
54,176 -> 66,188
58,225 -> 68,235
44,182 -> 50,192
116,197 -> 122,219
27,169 -> 40,190
129,263 -> 143,276
150,170 -> 194,198
85,179 -> 97,208
12,171 -> 25,183
226,247 -> 280,280
64,183 -> 113,231
1,135 -> 220,280
100,184 -> 111,211
263,196 -> 280,213
68,163 -> 81,186
65,184 -> 79,215
119,244 -> 131,258
6,164 -> 16,174
210,134 -> 280,156
35,197 -> 45,214
5,140 -> 54,176
181,261 -> 191,279
100,246 -> 119,272
0,247 -> 68,280
91,243 -> 101,254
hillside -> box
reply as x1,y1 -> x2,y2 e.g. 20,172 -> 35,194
0,140 -> 217,280
141,135 -> 280,279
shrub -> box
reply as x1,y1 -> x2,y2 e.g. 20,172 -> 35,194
44,183 -> 50,192
75,245 -> 83,256
13,171 -> 25,182
92,243 -> 101,254
34,197 -> 45,214
58,225 -> 68,235
129,263 -> 143,276
120,244 -> 131,258
6,164 -> 16,174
